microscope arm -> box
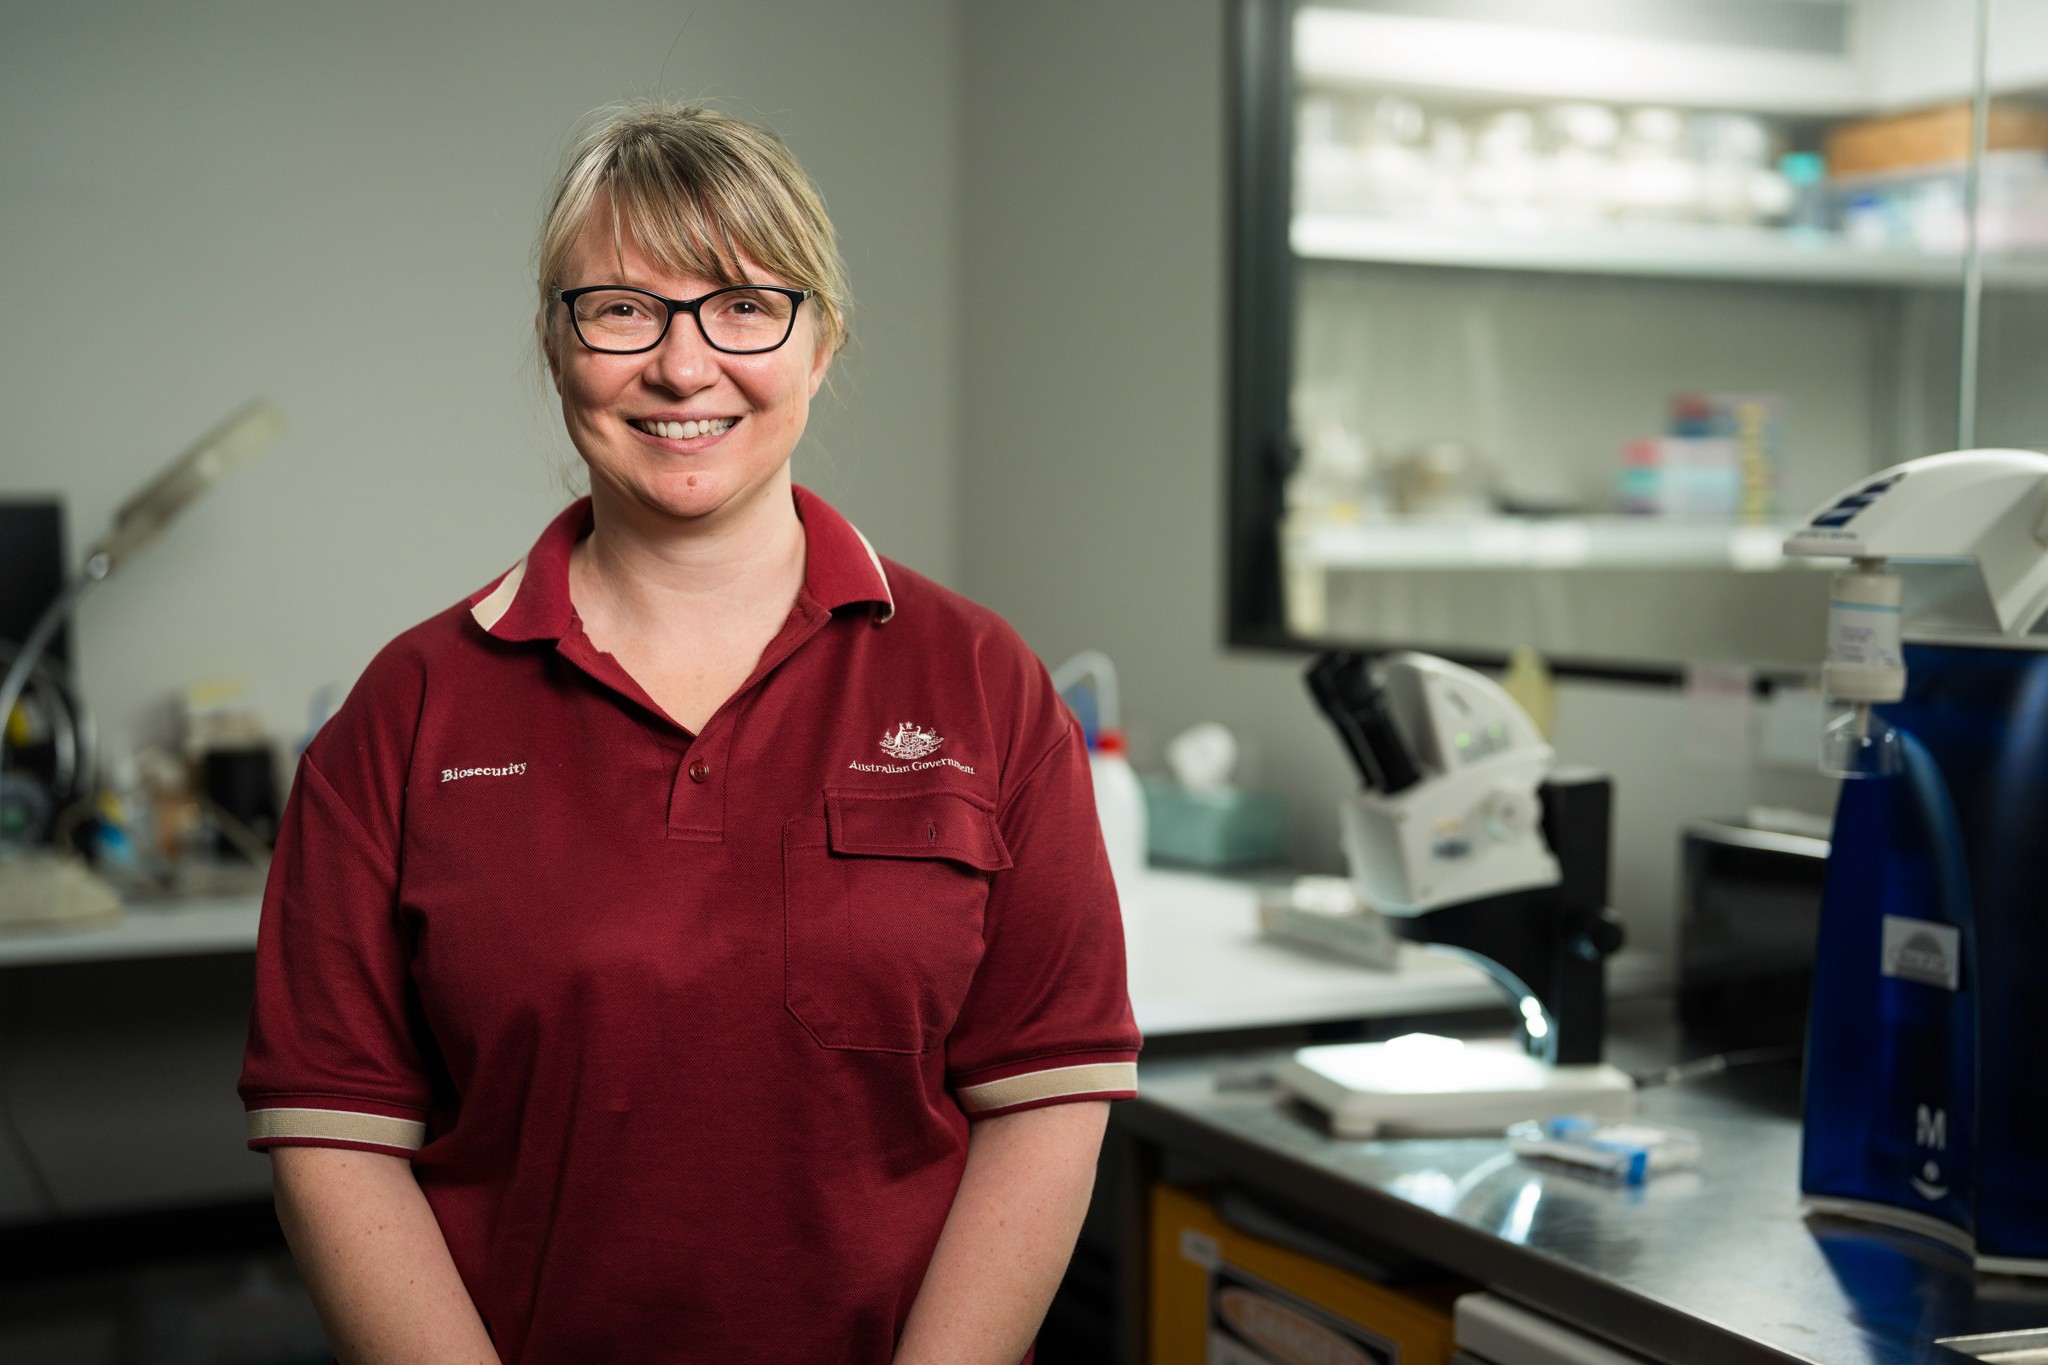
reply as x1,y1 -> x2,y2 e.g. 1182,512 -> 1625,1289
1393,770 -> 1623,1066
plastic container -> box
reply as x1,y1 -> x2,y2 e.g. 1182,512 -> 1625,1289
1617,438 -> 1666,515
1508,1116 -> 1701,1185
1781,151 -> 1830,234
1090,729 -> 1148,896
1052,651 -> 1150,898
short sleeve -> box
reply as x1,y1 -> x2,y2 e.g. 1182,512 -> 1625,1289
238,714 -> 433,1158
945,715 -> 1142,1118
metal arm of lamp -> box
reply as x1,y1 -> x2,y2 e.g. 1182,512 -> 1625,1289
0,401 -> 283,852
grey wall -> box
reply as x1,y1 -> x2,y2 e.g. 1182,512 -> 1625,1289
2,0 -> 1853,976
0,0 -> 962,754
960,0 -> 1359,851
0,0 -> 963,1226
958,0 -> 1838,969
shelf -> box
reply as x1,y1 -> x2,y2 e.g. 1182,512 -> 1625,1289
1292,5 -> 1872,116
1293,214 -> 2048,289
1284,516 -> 1813,573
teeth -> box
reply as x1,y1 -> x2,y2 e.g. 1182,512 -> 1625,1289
638,418 -> 732,440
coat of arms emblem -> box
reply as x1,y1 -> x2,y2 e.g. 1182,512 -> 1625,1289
880,722 -> 944,761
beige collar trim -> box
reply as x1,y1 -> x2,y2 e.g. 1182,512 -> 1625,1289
470,557 -> 528,634
849,525 -> 895,623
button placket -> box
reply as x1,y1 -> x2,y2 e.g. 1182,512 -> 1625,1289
667,719 -> 735,841
663,599 -> 829,841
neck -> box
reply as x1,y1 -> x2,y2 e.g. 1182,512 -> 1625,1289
571,475 -> 807,632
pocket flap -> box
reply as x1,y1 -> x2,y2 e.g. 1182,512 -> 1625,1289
825,787 -> 1013,872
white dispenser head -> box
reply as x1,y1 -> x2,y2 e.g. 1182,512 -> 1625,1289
1785,449 -> 2048,776
1784,449 -> 2048,639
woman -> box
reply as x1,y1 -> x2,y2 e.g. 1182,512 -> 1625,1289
240,102 -> 1140,1364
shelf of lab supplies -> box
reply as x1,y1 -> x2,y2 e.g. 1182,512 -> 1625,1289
1284,516 -> 1814,573
1293,214 -> 2048,289
0,894 -> 260,968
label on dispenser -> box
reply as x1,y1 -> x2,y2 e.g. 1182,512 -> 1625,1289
1881,916 -> 1960,992
1829,599 -> 1903,672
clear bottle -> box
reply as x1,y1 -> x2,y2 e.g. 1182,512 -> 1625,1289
93,753 -> 161,882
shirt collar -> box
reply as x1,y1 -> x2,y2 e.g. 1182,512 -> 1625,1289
467,487 -> 895,643
791,485 -> 896,622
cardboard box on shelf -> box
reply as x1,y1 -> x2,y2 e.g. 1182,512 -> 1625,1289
1824,101 -> 2048,179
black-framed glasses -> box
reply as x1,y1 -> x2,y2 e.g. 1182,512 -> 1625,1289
552,283 -> 813,355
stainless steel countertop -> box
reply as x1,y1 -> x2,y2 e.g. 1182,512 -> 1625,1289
1119,1003 -> 2048,1365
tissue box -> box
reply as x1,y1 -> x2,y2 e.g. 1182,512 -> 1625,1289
1142,778 -> 1287,869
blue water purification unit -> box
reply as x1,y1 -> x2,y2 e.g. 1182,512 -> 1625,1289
1802,641 -> 2048,1274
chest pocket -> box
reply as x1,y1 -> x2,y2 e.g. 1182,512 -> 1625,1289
783,787 -> 1013,1053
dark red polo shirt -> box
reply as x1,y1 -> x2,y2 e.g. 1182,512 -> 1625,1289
239,488 -> 1140,1363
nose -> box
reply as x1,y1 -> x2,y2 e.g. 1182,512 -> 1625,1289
641,308 -> 720,394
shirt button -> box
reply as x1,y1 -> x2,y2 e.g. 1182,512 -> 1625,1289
689,760 -> 711,784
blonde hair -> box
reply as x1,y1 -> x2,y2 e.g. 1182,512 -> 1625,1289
536,101 -> 850,360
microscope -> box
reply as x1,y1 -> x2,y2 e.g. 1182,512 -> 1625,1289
1785,448 -> 2048,1275
1280,651 -> 1633,1138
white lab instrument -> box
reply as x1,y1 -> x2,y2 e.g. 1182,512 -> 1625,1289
1337,652 -> 1559,915
1283,1033 -> 1634,1139
1785,448 -> 2048,1271
1289,652 -> 1633,1137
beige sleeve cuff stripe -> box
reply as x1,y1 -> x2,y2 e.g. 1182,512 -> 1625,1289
956,1062 -> 1138,1113
247,1107 -> 427,1150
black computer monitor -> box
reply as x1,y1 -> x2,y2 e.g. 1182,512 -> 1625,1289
0,501 -> 68,663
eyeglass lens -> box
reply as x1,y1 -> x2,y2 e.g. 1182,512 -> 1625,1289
569,286 -> 798,353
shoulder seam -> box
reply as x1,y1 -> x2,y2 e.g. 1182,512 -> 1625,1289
998,711 -> 1079,822
297,751 -> 397,866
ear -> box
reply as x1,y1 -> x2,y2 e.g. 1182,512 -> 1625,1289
806,333 -> 833,399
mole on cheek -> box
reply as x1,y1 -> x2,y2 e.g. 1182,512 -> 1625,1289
687,475 -> 699,487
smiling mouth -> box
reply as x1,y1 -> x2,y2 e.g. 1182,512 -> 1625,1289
632,417 -> 737,441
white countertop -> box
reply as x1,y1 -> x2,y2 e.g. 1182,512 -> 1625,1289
1126,869 -> 1664,1037
1128,869 -> 1498,1035
0,870 -> 1666,1042
0,894 -> 261,967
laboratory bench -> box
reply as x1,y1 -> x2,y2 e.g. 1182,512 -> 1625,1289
0,871 -> 1654,1018
13,870 -> 2025,1365
1099,1000 -> 2048,1365
0,892 -> 260,969
0,867 -> 1644,1264
0,871 -> 1521,1227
